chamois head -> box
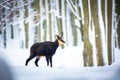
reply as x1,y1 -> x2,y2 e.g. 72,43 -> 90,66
56,32 -> 65,46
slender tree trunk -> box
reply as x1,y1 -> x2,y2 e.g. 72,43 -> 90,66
10,25 -> 14,39
65,0 -> 69,46
43,20 -> 47,41
58,0 -> 63,34
3,28 -> 6,48
33,0 -> 40,42
115,0 -> 120,49
4,6 -> 7,48
48,0 -> 52,41
107,0 -> 112,65
18,0 -> 25,48
71,0 -> 78,46
24,2 -> 29,48
82,0 -> 93,67
71,13 -> 77,46
42,0 -> 47,41
90,0 -> 104,66
101,0 -> 105,30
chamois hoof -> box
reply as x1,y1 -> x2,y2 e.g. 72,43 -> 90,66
35,63 -> 39,67
36,65 -> 39,67
25,62 -> 28,66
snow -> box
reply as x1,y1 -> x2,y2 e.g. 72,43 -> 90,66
0,46 -> 120,80
0,0 -> 120,80
0,45 -> 84,68
13,66 -> 119,80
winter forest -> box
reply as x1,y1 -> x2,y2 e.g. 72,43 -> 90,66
0,0 -> 120,68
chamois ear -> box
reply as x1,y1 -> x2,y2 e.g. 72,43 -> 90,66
56,35 -> 60,39
55,32 -> 63,39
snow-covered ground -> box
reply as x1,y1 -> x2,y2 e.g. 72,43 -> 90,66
13,66 -> 120,80
0,47 -> 120,80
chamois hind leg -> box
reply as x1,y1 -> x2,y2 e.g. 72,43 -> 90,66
25,53 -> 36,66
35,56 -> 40,67
50,57 -> 53,67
46,57 -> 49,66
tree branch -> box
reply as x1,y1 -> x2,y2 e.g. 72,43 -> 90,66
66,0 -> 81,20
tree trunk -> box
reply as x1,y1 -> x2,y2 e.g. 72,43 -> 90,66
33,0 -> 40,42
82,0 -> 93,67
107,0 -> 112,65
24,2 -> 29,48
115,0 -> 120,49
71,12 -> 77,46
90,0 -> 104,66
101,0 -> 105,30
3,28 -> 6,48
48,0 -> 52,41
58,0 -> 63,34
77,0 -> 84,41
10,25 -> 14,39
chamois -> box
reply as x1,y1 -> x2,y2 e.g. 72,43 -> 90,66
25,33 -> 65,67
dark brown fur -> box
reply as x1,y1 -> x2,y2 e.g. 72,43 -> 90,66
25,34 -> 65,67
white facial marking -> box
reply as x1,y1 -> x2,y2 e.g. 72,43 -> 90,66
58,39 -> 64,46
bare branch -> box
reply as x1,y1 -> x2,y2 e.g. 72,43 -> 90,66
66,0 -> 81,20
